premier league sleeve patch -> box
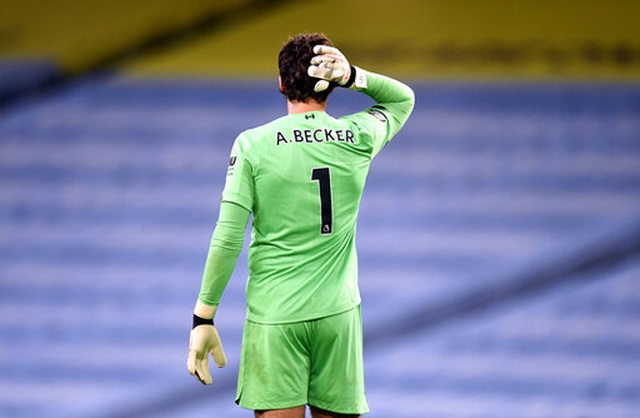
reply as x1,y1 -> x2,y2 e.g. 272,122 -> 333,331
227,155 -> 237,176
367,106 -> 388,123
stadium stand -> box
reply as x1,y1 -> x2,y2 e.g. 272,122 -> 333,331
123,0 -> 640,80
2,79 -> 639,418
1,1 -> 639,418
0,0 -> 266,104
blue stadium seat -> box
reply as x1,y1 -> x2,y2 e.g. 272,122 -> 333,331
1,78 -> 639,418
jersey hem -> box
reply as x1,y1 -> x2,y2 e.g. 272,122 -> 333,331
245,302 -> 361,325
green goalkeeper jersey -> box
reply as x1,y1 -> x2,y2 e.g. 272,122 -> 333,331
216,72 -> 414,324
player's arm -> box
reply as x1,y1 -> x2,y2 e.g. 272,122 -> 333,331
197,200 -> 249,306
187,200 -> 250,384
355,71 -> 415,139
308,45 -> 415,138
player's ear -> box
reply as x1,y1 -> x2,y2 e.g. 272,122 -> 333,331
278,76 -> 284,93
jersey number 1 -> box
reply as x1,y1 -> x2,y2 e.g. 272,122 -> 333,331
311,167 -> 333,235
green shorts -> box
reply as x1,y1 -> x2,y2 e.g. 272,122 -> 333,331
235,305 -> 369,414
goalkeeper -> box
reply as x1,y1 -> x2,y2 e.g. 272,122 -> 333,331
188,33 -> 414,418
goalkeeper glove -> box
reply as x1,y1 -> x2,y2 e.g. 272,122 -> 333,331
187,302 -> 226,385
307,45 -> 367,93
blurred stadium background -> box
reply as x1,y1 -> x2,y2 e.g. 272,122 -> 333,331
1,1 -> 639,417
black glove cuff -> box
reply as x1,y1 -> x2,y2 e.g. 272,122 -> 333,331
192,314 -> 214,329
343,65 -> 357,88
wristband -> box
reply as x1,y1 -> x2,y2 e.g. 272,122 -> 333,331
344,66 -> 368,90
343,66 -> 358,88
192,314 -> 214,329
353,66 -> 368,89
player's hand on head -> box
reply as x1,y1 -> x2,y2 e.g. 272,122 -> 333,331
308,45 -> 352,92
187,323 -> 226,385
308,45 -> 368,92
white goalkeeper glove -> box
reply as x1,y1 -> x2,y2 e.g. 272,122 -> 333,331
307,45 -> 367,93
187,302 -> 226,385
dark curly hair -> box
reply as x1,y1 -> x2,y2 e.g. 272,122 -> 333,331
278,33 -> 335,103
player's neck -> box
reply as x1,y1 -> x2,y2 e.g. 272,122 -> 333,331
287,99 -> 327,115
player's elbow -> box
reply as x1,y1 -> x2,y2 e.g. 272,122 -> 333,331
404,85 -> 416,114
